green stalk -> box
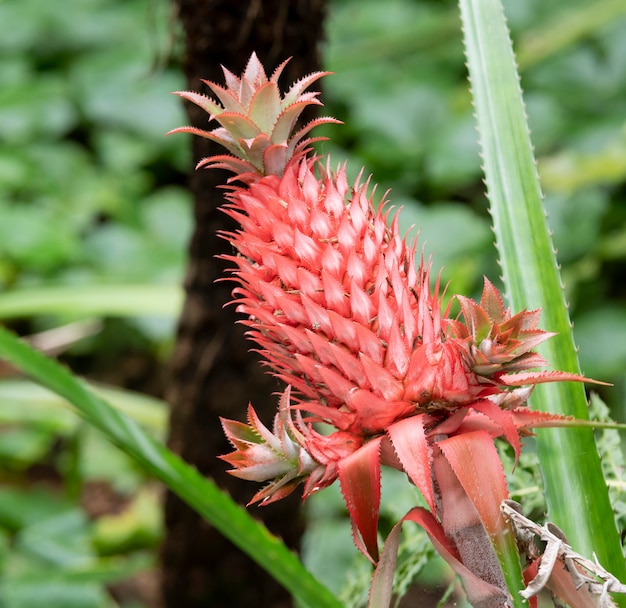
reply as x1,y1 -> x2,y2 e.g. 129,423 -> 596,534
459,0 -> 626,600
0,326 -> 341,608
491,528 -> 525,608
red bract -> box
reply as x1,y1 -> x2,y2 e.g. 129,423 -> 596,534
172,53 -> 603,606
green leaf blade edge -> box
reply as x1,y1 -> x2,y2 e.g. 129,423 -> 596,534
458,0 -> 626,601
0,326 -> 341,608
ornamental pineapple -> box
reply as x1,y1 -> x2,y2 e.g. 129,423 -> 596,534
170,53 -> 597,566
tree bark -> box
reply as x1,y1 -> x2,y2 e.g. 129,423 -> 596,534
161,2 -> 327,607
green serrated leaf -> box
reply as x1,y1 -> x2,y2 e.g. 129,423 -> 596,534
460,0 -> 626,601
0,326 -> 341,608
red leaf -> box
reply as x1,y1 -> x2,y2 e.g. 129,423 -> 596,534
338,437 -> 382,562
368,518 -> 402,608
431,443 -> 512,601
497,370 -> 609,386
522,561 -> 539,608
471,399 -> 521,463
480,277 -> 507,321
509,408 -> 577,430
386,415 -> 436,513
437,431 -> 509,537
370,507 -> 510,608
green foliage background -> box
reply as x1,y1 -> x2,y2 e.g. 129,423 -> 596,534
0,0 -> 625,606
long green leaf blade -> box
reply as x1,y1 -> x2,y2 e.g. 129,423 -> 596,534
0,326 -> 341,608
459,0 -> 626,598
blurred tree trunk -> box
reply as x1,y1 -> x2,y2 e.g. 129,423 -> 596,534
161,2 -> 327,607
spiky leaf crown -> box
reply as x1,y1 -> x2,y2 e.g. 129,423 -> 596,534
167,52 -> 339,183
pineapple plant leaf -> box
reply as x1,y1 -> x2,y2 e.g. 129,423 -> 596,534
0,326 -> 342,608
459,0 -> 626,603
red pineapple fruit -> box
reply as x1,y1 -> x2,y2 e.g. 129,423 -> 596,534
170,53 -> 603,603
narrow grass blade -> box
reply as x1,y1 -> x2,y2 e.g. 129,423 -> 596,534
459,0 -> 626,597
0,326 -> 341,608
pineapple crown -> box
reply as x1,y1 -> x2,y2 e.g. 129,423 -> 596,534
167,52 -> 340,183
